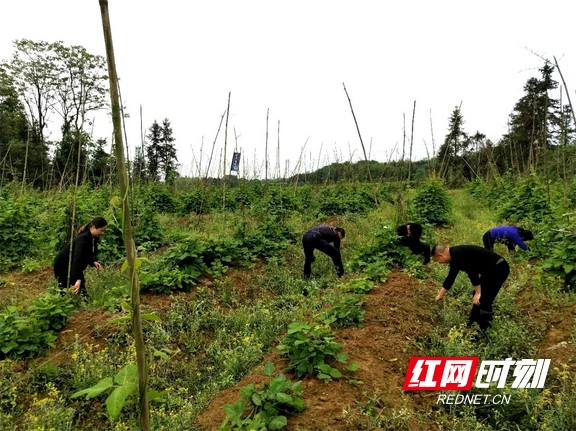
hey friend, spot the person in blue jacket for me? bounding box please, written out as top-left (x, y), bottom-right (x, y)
top-left (302, 224), bottom-right (345, 279)
top-left (482, 226), bottom-right (533, 253)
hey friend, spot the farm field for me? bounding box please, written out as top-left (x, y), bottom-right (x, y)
top-left (1, 180), bottom-right (576, 430)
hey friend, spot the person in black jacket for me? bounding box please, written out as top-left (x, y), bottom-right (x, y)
top-left (54, 217), bottom-right (108, 299)
top-left (432, 244), bottom-right (509, 336)
top-left (396, 222), bottom-right (430, 264)
top-left (302, 224), bottom-right (345, 279)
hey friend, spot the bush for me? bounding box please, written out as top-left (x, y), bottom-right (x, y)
top-left (0, 196), bottom-right (35, 271)
top-left (410, 178), bottom-right (452, 225)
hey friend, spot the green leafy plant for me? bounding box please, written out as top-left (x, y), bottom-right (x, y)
top-left (219, 361), bottom-right (306, 430)
top-left (0, 196), bottom-right (35, 271)
top-left (343, 278), bottom-right (376, 294)
top-left (71, 363), bottom-right (166, 420)
top-left (410, 178), bottom-right (452, 225)
top-left (277, 322), bottom-right (357, 379)
top-left (318, 295), bottom-right (365, 327)
top-left (350, 226), bottom-right (426, 281)
top-left (0, 293), bottom-right (74, 358)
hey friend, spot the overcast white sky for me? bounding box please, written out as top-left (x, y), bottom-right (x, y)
top-left (1, 0), bottom-right (575, 178)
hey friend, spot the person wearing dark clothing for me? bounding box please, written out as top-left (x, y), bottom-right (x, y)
top-left (482, 226), bottom-right (533, 253)
top-left (396, 223), bottom-right (430, 264)
top-left (54, 217), bottom-right (108, 299)
top-left (302, 224), bottom-right (345, 279)
top-left (432, 244), bottom-right (510, 334)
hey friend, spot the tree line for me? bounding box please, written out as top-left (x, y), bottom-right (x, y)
top-left (0, 39), bottom-right (178, 188)
top-left (1, 40), bottom-right (575, 189)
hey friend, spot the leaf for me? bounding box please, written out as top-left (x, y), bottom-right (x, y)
top-left (106, 382), bottom-right (137, 419)
top-left (114, 364), bottom-right (138, 385)
top-left (276, 392), bottom-right (293, 403)
top-left (264, 361), bottom-right (275, 376)
top-left (268, 415), bottom-right (288, 430)
top-left (251, 392), bottom-right (262, 406)
top-left (71, 377), bottom-right (114, 399)
top-left (347, 361), bottom-right (359, 371)
top-left (147, 389), bottom-right (169, 402)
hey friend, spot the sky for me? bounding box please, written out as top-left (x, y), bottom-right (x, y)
top-left (1, 0), bottom-right (575, 178)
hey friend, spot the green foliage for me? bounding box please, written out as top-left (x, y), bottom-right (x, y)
top-left (71, 363), bottom-right (166, 420)
top-left (0, 195), bottom-right (35, 271)
top-left (0, 292), bottom-right (74, 358)
top-left (219, 361), bottom-right (306, 431)
top-left (140, 217), bottom-right (296, 293)
top-left (147, 184), bottom-right (177, 213)
top-left (540, 224), bottom-right (576, 288)
top-left (343, 277), bottom-right (376, 294)
top-left (498, 176), bottom-right (551, 223)
top-left (317, 184), bottom-right (378, 216)
top-left (318, 295), bottom-right (365, 327)
top-left (277, 322), bottom-right (356, 379)
top-left (350, 226), bottom-right (426, 281)
top-left (410, 178), bottom-right (452, 225)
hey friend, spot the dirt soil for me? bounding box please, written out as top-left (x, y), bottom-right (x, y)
top-left (195, 271), bottom-right (442, 431)
top-left (4, 266), bottom-right (576, 430)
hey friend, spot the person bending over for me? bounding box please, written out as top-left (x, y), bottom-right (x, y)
top-left (432, 244), bottom-right (509, 337)
top-left (302, 224), bottom-right (345, 279)
top-left (396, 222), bottom-right (430, 264)
top-left (482, 225), bottom-right (533, 253)
top-left (54, 217), bottom-right (108, 299)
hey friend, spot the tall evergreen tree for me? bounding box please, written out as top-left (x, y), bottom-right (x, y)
top-left (503, 62), bottom-right (560, 172)
top-left (159, 118), bottom-right (178, 183)
top-left (437, 106), bottom-right (470, 183)
top-left (88, 138), bottom-right (112, 186)
top-left (132, 146), bottom-right (147, 183)
top-left (146, 121), bottom-right (162, 182)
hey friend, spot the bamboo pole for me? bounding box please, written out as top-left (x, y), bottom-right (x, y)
top-left (98, 2), bottom-right (150, 429)
top-left (222, 92), bottom-right (231, 210)
top-left (276, 120), bottom-right (281, 179)
top-left (342, 82), bottom-right (378, 204)
top-left (408, 100), bottom-right (416, 182)
top-left (265, 108), bottom-right (269, 181)
top-left (205, 110), bottom-right (226, 180)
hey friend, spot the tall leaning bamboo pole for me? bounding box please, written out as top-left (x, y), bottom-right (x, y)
top-left (265, 108), bottom-right (269, 181)
top-left (222, 92), bottom-right (231, 210)
top-left (342, 83), bottom-right (378, 203)
top-left (408, 100), bottom-right (416, 182)
top-left (98, 2), bottom-right (150, 429)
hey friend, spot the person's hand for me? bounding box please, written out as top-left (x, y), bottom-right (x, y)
top-left (93, 261), bottom-right (103, 270)
top-left (71, 281), bottom-right (81, 295)
top-left (435, 287), bottom-right (447, 302)
top-left (473, 292), bottom-right (481, 305)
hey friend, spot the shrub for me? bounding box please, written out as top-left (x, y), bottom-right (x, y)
top-left (410, 178), bottom-right (452, 225)
top-left (277, 322), bottom-right (356, 379)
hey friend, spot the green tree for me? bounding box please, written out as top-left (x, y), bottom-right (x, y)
top-left (146, 121), bottom-right (162, 182)
top-left (0, 65), bottom-right (49, 186)
top-left (160, 118), bottom-right (178, 183)
top-left (5, 39), bottom-right (109, 187)
top-left (132, 146), bottom-right (147, 183)
top-left (5, 40), bottom-right (57, 148)
top-left (88, 138), bottom-right (112, 186)
top-left (437, 106), bottom-right (472, 185)
top-left (501, 62), bottom-right (561, 172)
